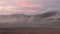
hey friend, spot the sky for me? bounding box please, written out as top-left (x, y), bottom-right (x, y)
top-left (0, 0), bottom-right (60, 15)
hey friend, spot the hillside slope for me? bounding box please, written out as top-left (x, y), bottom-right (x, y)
top-left (0, 11), bottom-right (60, 28)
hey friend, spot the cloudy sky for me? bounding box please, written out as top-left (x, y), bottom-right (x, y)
top-left (0, 0), bottom-right (60, 15)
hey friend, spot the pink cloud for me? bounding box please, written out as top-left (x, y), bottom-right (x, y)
top-left (17, 1), bottom-right (43, 7)
top-left (21, 4), bottom-right (43, 8)
top-left (12, 0), bottom-right (44, 14)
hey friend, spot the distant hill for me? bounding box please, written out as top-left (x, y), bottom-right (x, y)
top-left (0, 11), bottom-right (60, 28)
top-left (0, 11), bottom-right (56, 23)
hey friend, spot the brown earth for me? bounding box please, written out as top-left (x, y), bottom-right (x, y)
top-left (0, 27), bottom-right (60, 34)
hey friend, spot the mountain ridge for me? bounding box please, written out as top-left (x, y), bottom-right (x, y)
top-left (0, 11), bottom-right (59, 28)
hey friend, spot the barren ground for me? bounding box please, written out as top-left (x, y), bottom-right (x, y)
top-left (0, 27), bottom-right (60, 34)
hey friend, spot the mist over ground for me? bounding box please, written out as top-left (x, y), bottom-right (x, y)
top-left (0, 11), bottom-right (60, 28)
